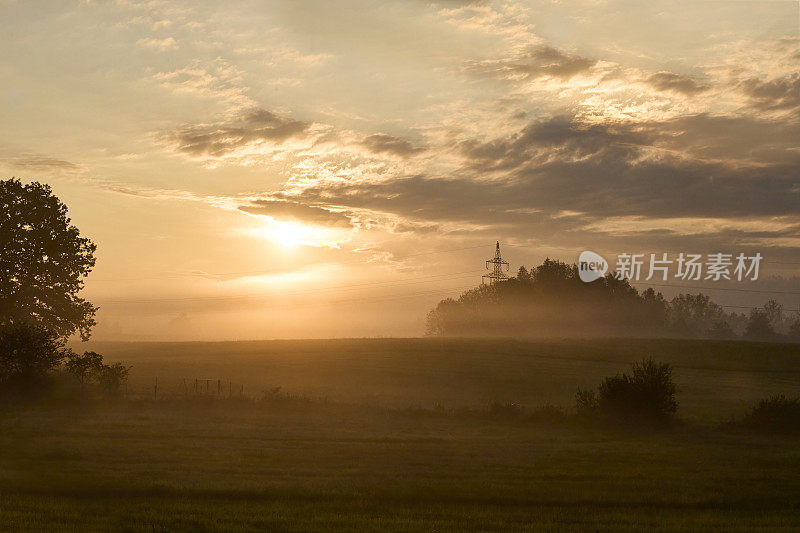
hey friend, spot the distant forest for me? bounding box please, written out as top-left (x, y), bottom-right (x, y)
top-left (426, 259), bottom-right (800, 341)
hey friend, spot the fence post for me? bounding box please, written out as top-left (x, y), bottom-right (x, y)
top-left (154, 377), bottom-right (158, 401)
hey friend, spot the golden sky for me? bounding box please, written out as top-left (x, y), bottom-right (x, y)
top-left (1, 0), bottom-right (798, 339)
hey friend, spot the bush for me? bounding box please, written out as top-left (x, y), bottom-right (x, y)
top-left (95, 362), bottom-right (131, 399)
top-left (65, 351), bottom-right (104, 393)
top-left (0, 322), bottom-right (67, 398)
top-left (744, 309), bottom-right (776, 341)
top-left (576, 358), bottom-right (677, 424)
top-left (64, 351), bottom-right (131, 399)
top-left (575, 388), bottom-right (598, 417)
top-left (744, 395), bottom-right (800, 432)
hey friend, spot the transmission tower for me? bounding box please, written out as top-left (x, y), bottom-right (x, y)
top-left (482, 241), bottom-right (510, 285)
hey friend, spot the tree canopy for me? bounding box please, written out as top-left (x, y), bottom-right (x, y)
top-left (0, 178), bottom-right (97, 340)
top-left (426, 258), bottom-right (792, 340)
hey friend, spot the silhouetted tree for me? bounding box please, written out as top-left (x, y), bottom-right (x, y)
top-left (709, 319), bottom-right (736, 340)
top-left (763, 300), bottom-right (784, 332)
top-left (668, 293), bottom-right (727, 338)
top-left (745, 308), bottom-right (776, 341)
top-left (96, 362), bottom-right (131, 399)
top-left (425, 258), bottom-right (732, 338)
top-left (0, 178), bottom-right (97, 340)
top-left (65, 350), bottom-right (104, 393)
top-left (64, 350), bottom-right (130, 399)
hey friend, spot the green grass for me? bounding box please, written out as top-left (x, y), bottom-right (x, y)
top-left (2, 337), bottom-right (800, 531)
top-left (86, 337), bottom-right (800, 420)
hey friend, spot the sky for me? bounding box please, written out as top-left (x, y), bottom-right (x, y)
top-left (1, 0), bottom-right (799, 340)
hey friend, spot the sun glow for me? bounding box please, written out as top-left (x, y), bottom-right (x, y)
top-left (245, 219), bottom-right (346, 249)
top-left (270, 220), bottom-right (314, 248)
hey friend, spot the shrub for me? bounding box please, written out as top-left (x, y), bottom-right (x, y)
top-left (65, 351), bottom-right (104, 393)
top-left (0, 322), bottom-right (67, 398)
top-left (576, 358), bottom-right (677, 424)
top-left (744, 395), bottom-right (800, 432)
top-left (745, 309), bottom-right (776, 341)
top-left (575, 388), bottom-right (598, 417)
top-left (64, 350), bottom-right (130, 399)
top-left (96, 362), bottom-right (131, 399)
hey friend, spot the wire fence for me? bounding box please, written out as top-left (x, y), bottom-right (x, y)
top-left (123, 377), bottom-right (252, 401)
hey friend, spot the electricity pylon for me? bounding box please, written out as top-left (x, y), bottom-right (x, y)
top-left (482, 241), bottom-right (509, 285)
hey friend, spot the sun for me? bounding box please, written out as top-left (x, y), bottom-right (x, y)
top-left (261, 220), bottom-right (314, 248)
top-left (246, 219), bottom-right (345, 249)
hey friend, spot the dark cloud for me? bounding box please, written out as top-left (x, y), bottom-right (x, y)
top-left (270, 115), bottom-right (800, 229)
top-left (465, 45), bottom-right (597, 81)
top-left (163, 107), bottom-right (310, 157)
top-left (646, 71), bottom-right (709, 95)
top-left (638, 114), bottom-right (800, 164)
top-left (741, 73), bottom-right (800, 111)
top-left (459, 116), bottom-right (649, 171)
top-left (238, 199), bottom-right (353, 227)
top-left (1, 155), bottom-right (81, 171)
top-left (163, 108), bottom-right (426, 162)
top-left (361, 133), bottom-right (425, 157)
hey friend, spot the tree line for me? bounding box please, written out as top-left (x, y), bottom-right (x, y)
top-left (426, 259), bottom-right (800, 341)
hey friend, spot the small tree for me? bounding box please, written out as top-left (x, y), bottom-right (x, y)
top-left (668, 293), bottom-right (728, 337)
top-left (745, 308), bottom-right (775, 341)
top-left (709, 319), bottom-right (735, 340)
top-left (575, 388), bottom-right (598, 417)
top-left (763, 300), bottom-right (784, 331)
top-left (64, 350), bottom-right (131, 399)
top-left (65, 351), bottom-right (104, 393)
top-left (96, 362), bottom-right (131, 399)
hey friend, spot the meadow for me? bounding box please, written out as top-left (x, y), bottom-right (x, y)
top-left (2, 338), bottom-right (800, 531)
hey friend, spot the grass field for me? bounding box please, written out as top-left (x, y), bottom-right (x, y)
top-left (88, 337), bottom-right (800, 420)
top-left (2, 338), bottom-right (800, 531)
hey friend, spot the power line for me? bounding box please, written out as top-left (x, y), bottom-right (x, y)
top-left (88, 244), bottom-right (493, 282)
top-left (632, 281), bottom-right (800, 296)
top-left (86, 241), bottom-right (800, 312)
top-left (96, 283), bottom-right (479, 309)
top-left (503, 243), bottom-right (800, 266)
top-left (720, 304), bottom-right (800, 312)
top-left (93, 270), bottom-right (485, 305)
top-left (88, 242), bottom-right (800, 284)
